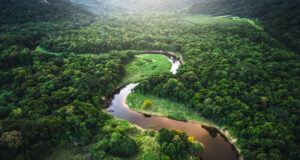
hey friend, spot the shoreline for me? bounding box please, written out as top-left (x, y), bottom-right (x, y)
top-left (134, 50), bottom-right (185, 64)
top-left (104, 52), bottom-right (242, 160)
top-left (104, 82), bottom-right (243, 160)
top-left (125, 96), bottom-right (242, 160)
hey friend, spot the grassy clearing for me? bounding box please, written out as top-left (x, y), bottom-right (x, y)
top-left (184, 14), bottom-right (246, 26)
top-left (45, 118), bottom-right (160, 160)
top-left (127, 92), bottom-right (215, 125)
top-left (121, 54), bottom-right (171, 85)
top-left (231, 16), bottom-right (264, 30)
top-left (184, 15), bottom-right (263, 30)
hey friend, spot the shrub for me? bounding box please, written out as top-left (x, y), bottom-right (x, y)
top-left (187, 136), bottom-right (194, 143)
top-left (91, 131), bottom-right (138, 158)
top-left (90, 149), bottom-right (107, 160)
top-left (142, 100), bottom-right (152, 109)
top-left (157, 128), bottom-right (203, 159)
top-left (188, 141), bottom-right (204, 156)
top-left (161, 154), bottom-right (171, 160)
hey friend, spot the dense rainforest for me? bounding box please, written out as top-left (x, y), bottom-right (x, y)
top-left (0, 0), bottom-right (299, 160)
top-left (0, 0), bottom-right (135, 159)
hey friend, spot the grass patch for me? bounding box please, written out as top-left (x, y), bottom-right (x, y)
top-left (127, 92), bottom-right (214, 125)
top-left (184, 14), bottom-right (246, 26)
top-left (231, 16), bottom-right (263, 30)
top-left (121, 54), bottom-right (171, 85)
top-left (184, 15), bottom-right (263, 30)
top-left (167, 115), bottom-right (187, 122)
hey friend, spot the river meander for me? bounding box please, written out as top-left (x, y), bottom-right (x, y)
top-left (106, 54), bottom-right (239, 160)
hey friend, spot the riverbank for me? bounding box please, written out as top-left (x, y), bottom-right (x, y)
top-left (113, 52), bottom-right (241, 159)
top-left (135, 50), bottom-right (185, 64)
top-left (126, 92), bottom-right (242, 159)
top-left (127, 92), bottom-right (215, 125)
top-left (107, 83), bottom-right (240, 160)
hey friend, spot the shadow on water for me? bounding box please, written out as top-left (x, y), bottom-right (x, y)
top-left (143, 114), bottom-right (152, 118)
top-left (166, 55), bottom-right (181, 74)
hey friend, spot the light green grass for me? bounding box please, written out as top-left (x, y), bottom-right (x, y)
top-left (184, 14), bottom-right (246, 26)
top-left (121, 54), bottom-right (172, 85)
top-left (127, 92), bottom-right (215, 125)
top-left (231, 16), bottom-right (263, 30)
top-left (184, 15), bottom-right (263, 30)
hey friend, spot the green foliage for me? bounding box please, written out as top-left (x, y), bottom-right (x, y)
top-left (161, 154), bottom-right (171, 160)
top-left (91, 131), bottom-right (138, 158)
top-left (130, 13), bottom-right (300, 160)
top-left (39, 14), bottom-right (190, 54)
top-left (157, 128), bottom-right (203, 160)
top-left (0, 45), bottom-right (133, 158)
top-left (189, 0), bottom-right (300, 53)
top-left (189, 141), bottom-right (204, 156)
top-left (0, 0), bottom-right (94, 25)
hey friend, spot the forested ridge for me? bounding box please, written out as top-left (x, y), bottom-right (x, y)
top-left (0, 0), bottom-right (299, 160)
top-left (0, 0), bottom-right (94, 24)
top-left (0, 0), bottom-right (95, 51)
top-left (189, 0), bottom-right (300, 53)
top-left (39, 13), bottom-right (191, 54)
top-left (71, 0), bottom-right (207, 13)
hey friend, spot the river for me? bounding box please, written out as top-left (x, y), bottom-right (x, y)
top-left (106, 55), bottom-right (239, 160)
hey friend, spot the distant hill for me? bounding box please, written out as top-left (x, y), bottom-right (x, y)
top-left (0, 0), bottom-right (96, 52)
top-left (189, 0), bottom-right (300, 53)
top-left (71, 0), bottom-right (210, 13)
top-left (70, 0), bottom-right (119, 14)
top-left (0, 0), bottom-right (94, 24)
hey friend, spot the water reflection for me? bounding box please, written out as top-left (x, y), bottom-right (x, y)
top-left (166, 55), bottom-right (180, 74)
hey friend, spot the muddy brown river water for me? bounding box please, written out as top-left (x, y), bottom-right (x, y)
top-left (106, 55), bottom-right (239, 160)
